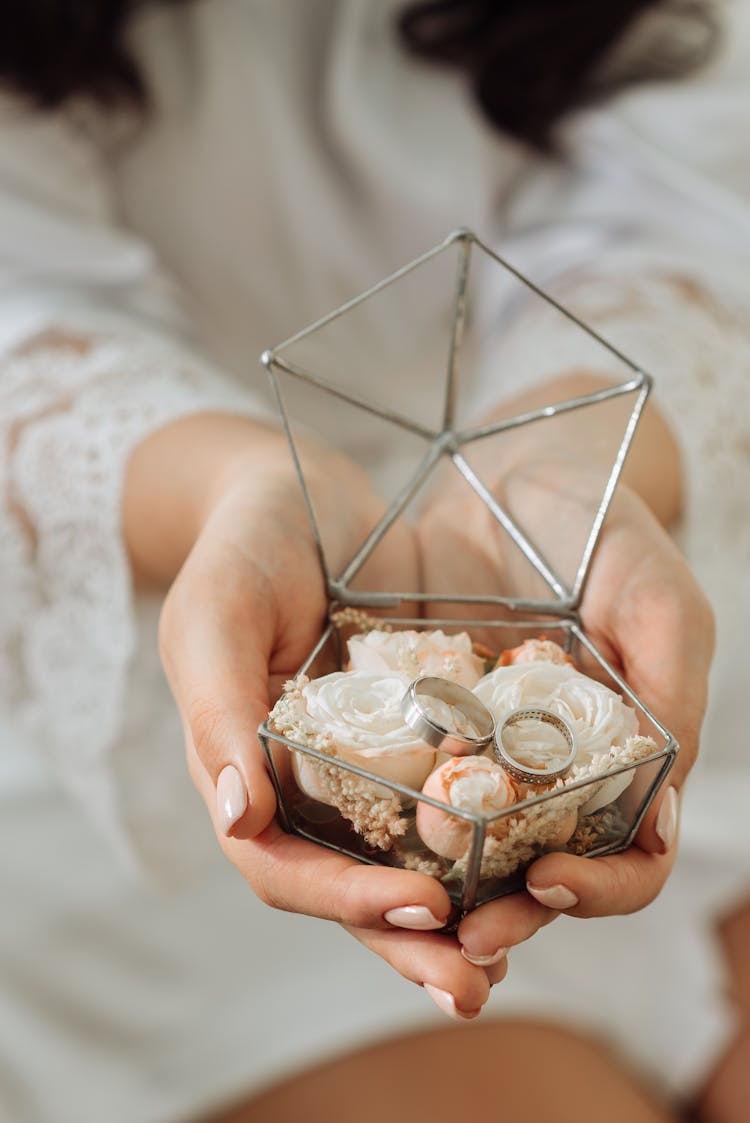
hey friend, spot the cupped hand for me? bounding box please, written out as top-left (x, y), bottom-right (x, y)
top-left (520, 484), bottom-right (713, 917)
top-left (159, 439), bottom-right (498, 1012)
top-left (158, 403), bottom-right (713, 1016)
top-left (418, 453), bottom-right (714, 963)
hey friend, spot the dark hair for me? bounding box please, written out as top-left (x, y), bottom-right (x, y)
top-left (0, 0), bottom-right (718, 147)
top-left (0, 1), bottom-right (148, 109)
top-left (399, 0), bottom-right (718, 148)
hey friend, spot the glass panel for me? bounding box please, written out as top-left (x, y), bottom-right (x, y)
top-left (271, 236), bottom-right (464, 436)
top-left (260, 616), bottom-right (675, 912)
top-left (264, 231), bottom-right (652, 610)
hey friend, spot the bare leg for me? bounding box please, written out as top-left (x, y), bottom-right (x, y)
top-left (691, 896), bottom-right (750, 1123)
top-left (206, 1019), bottom-right (676, 1123)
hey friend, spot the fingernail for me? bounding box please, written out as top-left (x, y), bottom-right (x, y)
top-left (460, 945), bottom-right (509, 967)
top-left (216, 765), bottom-right (248, 835)
top-left (526, 883), bottom-right (579, 910)
top-left (655, 786), bottom-right (678, 853)
top-left (384, 906), bottom-right (445, 931)
top-left (423, 984), bottom-right (482, 1021)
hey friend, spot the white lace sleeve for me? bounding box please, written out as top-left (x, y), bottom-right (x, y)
top-left (0, 327), bottom-right (263, 876)
top-left (0, 98), bottom-right (279, 878)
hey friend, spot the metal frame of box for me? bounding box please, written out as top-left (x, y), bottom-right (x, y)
top-left (257, 229), bottom-right (678, 913)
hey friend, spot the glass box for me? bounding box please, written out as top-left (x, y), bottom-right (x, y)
top-left (257, 229), bottom-right (678, 916)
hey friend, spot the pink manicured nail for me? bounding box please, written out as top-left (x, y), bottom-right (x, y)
top-left (216, 765), bottom-right (248, 835)
top-left (526, 883), bottom-right (579, 909)
top-left (655, 786), bottom-right (678, 853)
top-left (460, 945), bottom-right (509, 967)
top-left (424, 984), bottom-right (482, 1021)
top-left (384, 906), bottom-right (445, 930)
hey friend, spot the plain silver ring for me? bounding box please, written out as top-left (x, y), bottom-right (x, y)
top-left (494, 707), bottom-right (577, 785)
top-left (401, 676), bottom-right (495, 753)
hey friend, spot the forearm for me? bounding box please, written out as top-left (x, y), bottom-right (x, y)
top-left (123, 413), bottom-right (298, 587)
top-left (474, 371), bottom-right (683, 528)
top-left (123, 410), bottom-right (389, 590)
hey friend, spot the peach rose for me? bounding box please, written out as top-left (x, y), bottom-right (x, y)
top-left (417, 756), bottom-right (519, 859)
top-left (347, 629), bottom-right (484, 688)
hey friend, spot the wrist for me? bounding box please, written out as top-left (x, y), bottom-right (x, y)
top-left (458, 371), bottom-right (681, 527)
top-left (124, 412), bottom-right (293, 587)
top-left (125, 411), bottom-right (383, 589)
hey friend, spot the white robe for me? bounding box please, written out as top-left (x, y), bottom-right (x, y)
top-left (1, 2), bottom-right (749, 1120)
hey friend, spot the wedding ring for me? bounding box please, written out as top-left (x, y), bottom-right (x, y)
top-left (494, 707), bottom-right (577, 784)
top-left (401, 676), bottom-right (495, 754)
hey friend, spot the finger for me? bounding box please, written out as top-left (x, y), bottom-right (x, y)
top-left (456, 890), bottom-right (560, 965)
top-left (579, 502), bottom-right (713, 856)
top-left (183, 709), bottom-right (277, 841)
top-left (345, 926), bottom-right (491, 1020)
top-left (179, 645), bottom-right (278, 840)
top-left (636, 781), bottom-right (680, 858)
top-left (162, 551), bottom-right (303, 840)
top-left (190, 742), bottom-right (457, 928)
top-left (619, 592), bottom-right (696, 853)
top-left (484, 956), bottom-right (510, 987)
top-left (619, 584), bottom-right (707, 855)
top-left (524, 842), bottom-right (677, 920)
top-left (228, 832), bottom-right (455, 930)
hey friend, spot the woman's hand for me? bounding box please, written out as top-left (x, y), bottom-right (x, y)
top-left (417, 409), bottom-right (714, 964)
top-left (518, 484), bottom-right (714, 909)
top-left (145, 414), bottom-right (498, 1012)
top-left (137, 384), bottom-right (713, 1016)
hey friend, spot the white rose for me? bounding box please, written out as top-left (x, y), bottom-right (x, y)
top-left (347, 629), bottom-right (484, 688)
top-left (474, 662), bottom-right (639, 767)
top-left (296, 670), bottom-right (437, 790)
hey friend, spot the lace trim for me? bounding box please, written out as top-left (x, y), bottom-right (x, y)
top-left (0, 328), bottom-right (258, 863)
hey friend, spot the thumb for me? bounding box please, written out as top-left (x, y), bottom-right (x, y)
top-left (160, 574), bottom-right (279, 841)
top-left (182, 678), bottom-right (278, 841)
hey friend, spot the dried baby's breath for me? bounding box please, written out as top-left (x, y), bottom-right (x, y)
top-left (268, 676), bottom-right (407, 849)
top-left (330, 608), bottom-right (391, 635)
top-left (268, 637), bottom-right (661, 878)
top-left (397, 850), bottom-right (449, 878)
top-left (451, 733), bottom-right (657, 880)
top-left (569, 804), bottom-right (629, 855)
top-left (292, 753), bottom-right (406, 849)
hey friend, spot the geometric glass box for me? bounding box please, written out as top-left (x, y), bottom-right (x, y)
top-left (258, 229), bottom-right (678, 917)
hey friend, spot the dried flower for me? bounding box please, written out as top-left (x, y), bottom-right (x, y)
top-left (417, 755), bottom-right (519, 859)
top-left (347, 629), bottom-right (485, 688)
